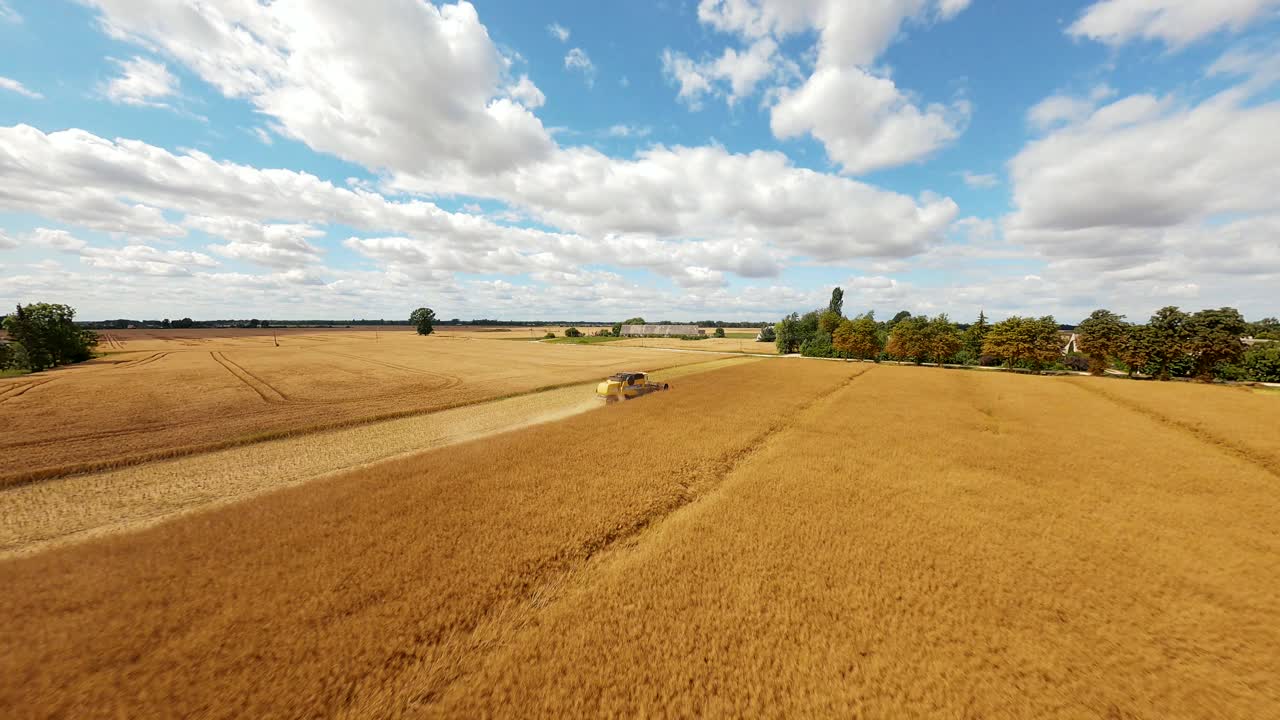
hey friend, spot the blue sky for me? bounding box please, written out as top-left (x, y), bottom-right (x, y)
top-left (1, 0), bottom-right (1278, 322)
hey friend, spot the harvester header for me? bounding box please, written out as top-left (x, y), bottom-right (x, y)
top-left (596, 371), bottom-right (670, 403)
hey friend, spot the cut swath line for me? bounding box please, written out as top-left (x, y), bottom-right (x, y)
top-left (210, 352), bottom-right (288, 404)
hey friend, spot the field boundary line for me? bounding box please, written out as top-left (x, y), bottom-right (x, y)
top-left (0, 356), bottom-right (749, 490)
top-left (393, 365), bottom-right (873, 713)
top-left (1067, 380), bottom-right (1279, 479)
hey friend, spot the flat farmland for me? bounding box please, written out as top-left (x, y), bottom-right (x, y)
top-left (0, 328), bottom-right (713, 485)
top-left (3, 361), bottom-right (1277, 718)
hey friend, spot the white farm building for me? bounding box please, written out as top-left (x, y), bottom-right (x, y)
top-left (619, 324), bottom-right (704, 338)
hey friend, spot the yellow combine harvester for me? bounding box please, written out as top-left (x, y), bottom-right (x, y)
top-left (596, 371), bottom-right (670, 403)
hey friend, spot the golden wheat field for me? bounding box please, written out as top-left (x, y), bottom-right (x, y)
top-left (2, 359), bottom-right (1278, 718)
top-left (611, 336), bottom-right (780, 354)
top-left (0, 327), bottom-right (715, 486)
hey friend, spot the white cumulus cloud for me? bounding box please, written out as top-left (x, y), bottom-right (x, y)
top-left (1006, 83), bottom-right (1280, 289)
top-left (505, 74), bottom-right (546, 109)
top-left (1069, 0), bottom-right (1280, 48)
top-left (960, 172), bottom-right (998, 189)
top-left (81, 244), bottom-right (219, 276)
top-left (684, 0), bottom-right (972, 174)
top-left (564, 47), bottom-right (595, 87)
top-left (81, 0), bottom-right (554, 176)
top-left (100, 56), bottom-right (179, 107)
top-left (547, 22), bottom-right (570, 42)
top-left (0, 76), bottom-right (42, 99)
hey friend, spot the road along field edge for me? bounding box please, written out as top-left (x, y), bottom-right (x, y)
top-left (0, 357), bottom-right (757, 559)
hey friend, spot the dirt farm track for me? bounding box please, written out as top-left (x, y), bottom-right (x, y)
top-left (2, 328), bottom-right (1279, 718)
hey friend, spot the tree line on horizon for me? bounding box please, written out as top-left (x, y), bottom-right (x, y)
top-left (769, 288), bottom-right (1280, 383)
top-left (5, 298), bottom-right (1278, 383)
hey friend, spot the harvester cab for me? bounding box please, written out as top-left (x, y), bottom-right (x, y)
top-left (596, 371), bottom-right (670, 403)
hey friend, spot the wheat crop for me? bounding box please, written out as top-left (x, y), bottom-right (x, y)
top-left (0, 328), bottom-right (713, 485)
top-left (2, 361), bottom-right (1276, 718)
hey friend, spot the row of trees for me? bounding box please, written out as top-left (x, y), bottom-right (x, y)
top-left (1076, 307), bottom-right (1279, 382)
top-left (770, 289), bottom-right (1279, 382)
top-left (1, 304), bottom-right (99, 373)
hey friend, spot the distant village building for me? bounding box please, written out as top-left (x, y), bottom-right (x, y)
top-left (1061, 332), bottom-right (1082, 355)
top-left (620, 324), bottom-right (704, 338)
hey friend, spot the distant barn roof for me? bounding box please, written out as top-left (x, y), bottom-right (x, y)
top-left (620, 324), bottom-right (703, 337)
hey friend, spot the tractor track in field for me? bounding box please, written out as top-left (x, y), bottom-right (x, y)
top-left (210, 351), bottom-right (290, 404)
top-left (0, 378), bottom-right (56, 406)
top-left (316, 350), bottom-right (462, 389)
top-left (117, 351), bottom-right (170, 370)
top-left (1068, 380), bottom-right (1280, 480)
top-left (0, 422), bottom-right (208, 451)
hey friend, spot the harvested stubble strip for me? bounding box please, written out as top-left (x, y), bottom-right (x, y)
top-left (432, 364), bottom-right (1280, 718)
top-left (0, 359), bottom-right (858, 719)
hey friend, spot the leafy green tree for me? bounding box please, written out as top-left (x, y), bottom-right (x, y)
top-left (1117, 324), bottom-right (1154, 378)
top-left (1237, 343), bottom-right (1280, 382)
top-left (611, 321), bottom-right (622, 336)
top-left (797, 310), bottom-right (821, 340)
top-left (832, 313), bottom-right (882, 361)
top-left (818, 309), bottom-right (842, 335)
top-left (961, 310), bottom-right (989, 358)
top-left (0, 341), bottom-right (30, 371)
top-left (1186, 307), bottom-right (1246, 381)
top-left (1076, 309), bottom-right (1127, 375)
top-left (622, 317), bottom-right (646, 325)
top-left (3, 303), bottom-right (98, 372)
top-left (1247, 317), bottom-right (1280, 340)
top-left (800, 331), bottom-right (835, 358)
top-left (564, 326), bottom-right (583, 338)
top-left (886, 310), bottom-right (912, 330)
top-left (172, 317), bottom-right (195, 329)
top-left (1147, 306), bottom-right (1191, 380)
top-left (774, 313), bottom-right (801, 354)
top-left (409, 307), bottom-right (437, 336)
top-left (757, 324), bottom-right (776, 343)
top-left (982, 316), bottom-right (1063, 372)
top-left (713, 326), bottom-right (725, 338)
top-left (925, 314), bottom-right (962, 365)
top-left (886, 315), bottom-right (930, 364)
top-left (827, 287), bottom-right (844, 316)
